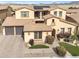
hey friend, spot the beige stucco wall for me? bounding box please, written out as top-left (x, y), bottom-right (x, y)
top-left (3, 27), bottom-right (5, 35)
top-left (50, 9), bottom-right (66, 20)
top-left (24, 31), bottom-right (52, 43)
top-left (46, 17), bottom-right (76, 35)
top-left (15, 8), bottom-right (34, 19)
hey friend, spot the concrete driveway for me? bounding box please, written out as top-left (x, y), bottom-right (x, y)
top-left (0, 35), bottom-right (26, 57)
top-left (0, 35), bottom-right (58, 58)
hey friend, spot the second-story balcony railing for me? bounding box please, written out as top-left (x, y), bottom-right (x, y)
top-left (35, 17), bottom-right (44, 21)
top-left (34, 19), bottom-right (44, 21)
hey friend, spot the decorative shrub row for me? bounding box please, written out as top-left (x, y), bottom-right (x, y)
top-left (57, 32), bottom-right (71, 39)
top-left (29, 44), bottom-right (49, 49)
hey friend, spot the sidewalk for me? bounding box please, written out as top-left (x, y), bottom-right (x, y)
top-left (24, 48), bottom-right (58, 57)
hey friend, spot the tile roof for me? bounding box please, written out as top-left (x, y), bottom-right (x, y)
top-left (43, 14), bottom-right (78, 26)
top-left (2, 16), bottom-right (34, 26)
top-left (10, 5), bottom-right (66, 11)
top-left (68, 13), bottom-right (79, 25)
top-left (66, 16), bottom-right (77, 24)
top-left (2, 16), bottom-right (52, 31)
top-left (43, 14), bottom-right (61, 20)
top-left (24, 24), bottom-right (52, 31)
top-left (67, 9), bottom-right (79, 13)
top-left (0, 5), bottom-right (8, 10)
top-left (49, 5), bottom-right (66, 11)
top-left (10, 5), bottom-right (34, 11)
top-left (15, 7), bottom-right (34, 11)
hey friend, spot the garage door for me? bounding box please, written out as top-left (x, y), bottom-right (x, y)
top-left (16, 26), bottom-right (23, 35)
top-left (5, 26), bottom-right (14, 35)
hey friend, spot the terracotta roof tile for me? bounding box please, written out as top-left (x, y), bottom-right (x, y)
top-left (24, 24), bottom-right (52, 31)
top-left (2, 16), bottom-right (52, 31)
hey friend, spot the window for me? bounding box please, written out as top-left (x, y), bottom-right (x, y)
top-left (51, 19), bottom-right (55, 25)
top-left (68, 28), bottom-right (72, 34)
top-left (52, 19), bottom-right (54, 23)
top-left (21, 11), bottom-right (29, 17)
top-left (59, 11), bottom-right (62, 17)
top-left (54, 11), bottom-right (57, 16)
top-left (61, 28), bottom-right (65, 34)
top-left (34, 31), bottom-right (42, 39)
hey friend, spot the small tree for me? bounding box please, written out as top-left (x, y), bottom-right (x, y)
top-left (53, 46), bottom-right (66, 57)
top-left (71, 34), bottom-right (78, 46)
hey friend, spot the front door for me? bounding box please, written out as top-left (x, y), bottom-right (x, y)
top-left (52, 29), bottom-right (56, 37)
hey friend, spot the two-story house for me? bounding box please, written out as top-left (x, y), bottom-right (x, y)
top-left (2, 5), bottom-right (78, 44)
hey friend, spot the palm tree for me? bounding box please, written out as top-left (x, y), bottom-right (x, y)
top-left (71, 26), bottom-right (78, 46)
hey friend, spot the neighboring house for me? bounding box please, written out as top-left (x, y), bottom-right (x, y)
top-left (0, 5), bottom-right (13, 33)
top-left (2, 5), bottom-right (78, 44)
top-left (0, 5), bottom-right (13, 24)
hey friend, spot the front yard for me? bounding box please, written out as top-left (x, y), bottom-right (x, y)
top-left (59, 42), bottom-right (79, 56)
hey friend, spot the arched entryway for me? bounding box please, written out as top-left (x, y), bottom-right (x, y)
top-left (52, 29), bottom-right (56, 37)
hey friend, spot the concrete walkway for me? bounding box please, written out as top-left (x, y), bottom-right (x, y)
top-left (50, 36), bottom-right (72, 57)
top-left (23, 36), bottom-right (59, 57)
top-left (51, 36), bottom-right (59, 48)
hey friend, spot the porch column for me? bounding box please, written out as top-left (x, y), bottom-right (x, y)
top-left (14, 27), bottom-right (16, 35)
top-left (40, 11), bottom-right (42, 19)
top-left (3, 27), bottom-right (5, 35)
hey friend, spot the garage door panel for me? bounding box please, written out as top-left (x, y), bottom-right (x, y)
top-left (5, 27), bottom-right (14, 35)
top-left (16, 26), bottom-right (23, 35)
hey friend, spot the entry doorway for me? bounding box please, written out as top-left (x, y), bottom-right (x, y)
top-left (52, 29), bottom-right (56, 37)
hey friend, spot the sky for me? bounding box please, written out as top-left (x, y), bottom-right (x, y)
top-left (0, 0), bottom-right (78, 1)
top-left (0, 0), bottom-right (78, 4)
top-left (0, 1), bottom-right (70, 4)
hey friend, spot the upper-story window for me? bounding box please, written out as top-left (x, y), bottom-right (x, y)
top-left (54, 11), bottom-right (57, 16)
top-left (51, 19), bottom-right (55, 26)
top-left (52, 19), bottom-right (54, 23)
top-left (21, 11), bottom-right (29, 17)
top-left (59, 11), bottom-right (62, 17)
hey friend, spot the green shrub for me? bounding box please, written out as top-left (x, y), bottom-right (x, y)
top-left (64, 38), bottom-right (70, 42)
top-left (29, 45), bottom-right (49, 49)
top-left (53, 46), bottom-right (66, 57)
top-left (29, 39), bottom-right (34, 46)
top-left (71, 35), bottom-right (78, 41)
top-left (57, 32), bottom-right (71, 39)
top-left (45, 35), bottom-right (54, 44)
top-left (77, 34), bottom-right (79, 40)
